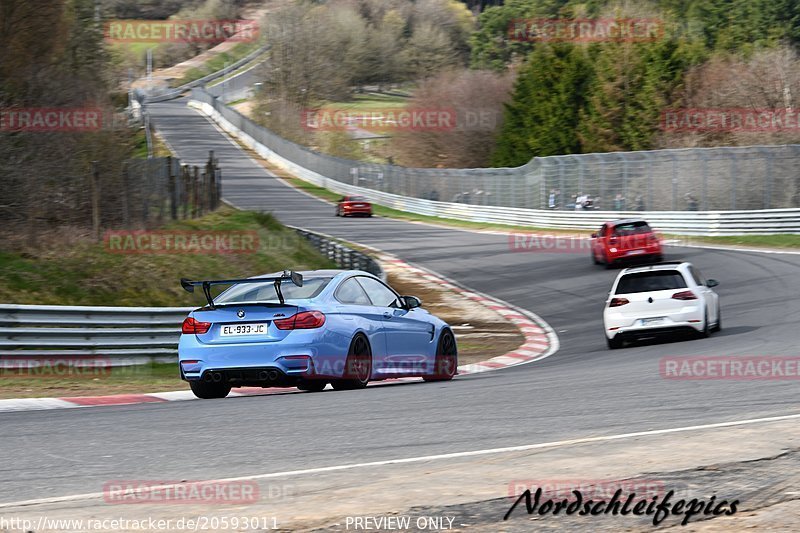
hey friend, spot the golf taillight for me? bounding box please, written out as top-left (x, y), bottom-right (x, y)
top-left (182, 317), bottom-right (211, 334)
top-left (274, 311), bottom-right (326, 330)
top-left (609, 298), bottom-right (629, 307)
top-left (671, 290), bottom-right (698, 300)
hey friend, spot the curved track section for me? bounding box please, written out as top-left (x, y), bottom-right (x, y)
top-left (1, 99), bottom-right (798, 504)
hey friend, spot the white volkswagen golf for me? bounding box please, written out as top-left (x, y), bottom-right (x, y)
top-left (603, 262), bottom-right (720, 349)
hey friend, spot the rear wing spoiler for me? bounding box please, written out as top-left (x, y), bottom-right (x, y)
top-left (180, 271), bottom-right (303, 308)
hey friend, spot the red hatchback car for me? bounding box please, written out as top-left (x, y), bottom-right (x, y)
top-left (591, 219), bottom-right (663, 268)
top-left (335, 195), bottom-right (372, 217)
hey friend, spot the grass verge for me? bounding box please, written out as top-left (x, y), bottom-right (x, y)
top-left (0, 206), bottom-right (336, 306)
top-left (0, 363), bottom-right (183, 399)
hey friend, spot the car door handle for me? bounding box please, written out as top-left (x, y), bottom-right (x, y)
top-left (383, 312), bottom-right (392, 319)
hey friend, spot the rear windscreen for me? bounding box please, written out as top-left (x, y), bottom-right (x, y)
top-left (613, 221), bottom-right (652, 235)
top-left (215, 277), bottom-right (332, 303)
top-left (615, 271), bottom-right (687, 294)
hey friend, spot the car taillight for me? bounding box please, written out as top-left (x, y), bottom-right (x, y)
top-left (609, 297), bottom-right (629, 307)
top-left (274, 311), bottom-right (326, 330)
top-left (182, 317), bottom-right (211, 334)
top-left (672, 290), bottom-right (698, 300)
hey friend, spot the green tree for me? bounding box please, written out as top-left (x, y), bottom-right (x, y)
top-left (491, 43), bottom-right (591, 166)
top-left (469, 0), bottom-right (572, 70)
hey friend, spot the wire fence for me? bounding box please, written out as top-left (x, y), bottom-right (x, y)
top-left (119, 153), bottom-right (222, 232)
top-left (0, 153), bottom-right (223, 243)
top-left (192, 88), bottom-right (800, 212)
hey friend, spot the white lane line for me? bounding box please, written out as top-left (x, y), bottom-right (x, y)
top-left (3, 411), bottom-right (797, 509)
top-left (667, 242), bottom-right (800, 256)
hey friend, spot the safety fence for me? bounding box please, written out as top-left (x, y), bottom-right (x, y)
top-left (107, 153), bottom-right (222, 232)
top-left (190, 87), bottom-right (800, 212)
top-left (188, 90), bottom-right (800, 235)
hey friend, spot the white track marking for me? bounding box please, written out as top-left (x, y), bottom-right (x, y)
top-left (0, 398), bottom-right (78, 412)
top-left (2, 411), bottom-right (798, 509)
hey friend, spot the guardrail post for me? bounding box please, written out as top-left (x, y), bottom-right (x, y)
top-left (182, 165), bottom-right (190, 219)
top-left (168, 159), bottom-right (177, 220)
top-left (206, 151), bottom-right (216, 209)
top-left (193, 167), bottom-right (200, 218)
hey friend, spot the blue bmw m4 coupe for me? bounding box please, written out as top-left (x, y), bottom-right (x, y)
top-left (178, 270), bottom-right (458, 398)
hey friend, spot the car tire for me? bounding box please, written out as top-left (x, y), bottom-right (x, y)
top-left (607, 336), bottom-right (623, 349)
top-left (189, 380), bottom-right (231, 399)
top-left (604, 255), bottom-right (614, 269)
top-left (424, 328), bottom-right (458, 382)
top-left (297, 379), bottom-right (327, 392)
top-left (332, 334), bottom-right (372, 390)
top-left (592, 250), bottom-right (601, 265)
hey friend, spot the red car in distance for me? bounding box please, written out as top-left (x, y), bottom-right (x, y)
top-left (591, 219), bottom-right (663, 268)
top-left (335, 195), bottom-right (373, 217)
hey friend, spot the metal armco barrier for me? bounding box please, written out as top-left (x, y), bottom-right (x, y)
top-left (188, 94), bottom-right (800, 236)
top-left (291, 226), bottom-right (386, 281)
top-left (0, 229), bottom-right (385, 362)
top-left (0, 305), bottom-right (192, 366)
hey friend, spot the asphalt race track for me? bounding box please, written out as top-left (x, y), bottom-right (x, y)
top-left (1, 98), bottom-right (798, 506)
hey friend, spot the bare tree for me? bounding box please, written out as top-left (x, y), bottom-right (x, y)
top-left (389, 69), bottom-right (514, 168)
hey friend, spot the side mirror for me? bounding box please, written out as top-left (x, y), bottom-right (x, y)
top-left (591, 233), bottom-right (598, 238)
top-left (706, 279), bottom-right (719, 288)
top-left (402, 295), bottom-right (422, 309)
